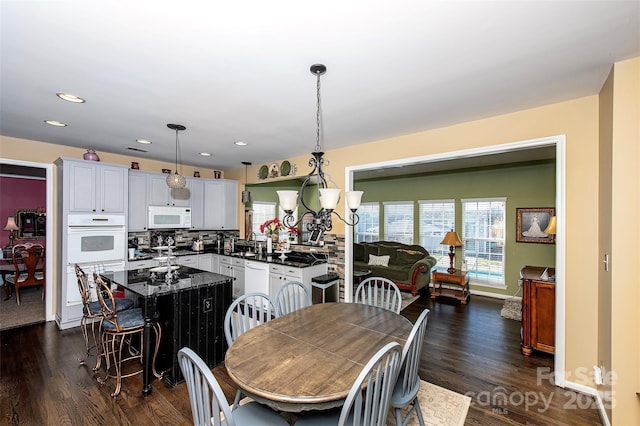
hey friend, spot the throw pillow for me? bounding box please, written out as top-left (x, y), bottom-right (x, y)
top-left (368, 254), bottom-right (390, 267)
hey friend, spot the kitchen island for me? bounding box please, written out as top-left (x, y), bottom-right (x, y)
top-left (100, 266), bottom-right (232, 394)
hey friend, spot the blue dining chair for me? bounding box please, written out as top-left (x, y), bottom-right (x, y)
top-left (274, 280), bottom-right (311, 316)
top-left (295, 341), bottom-right (403, 426)
top-left (178, 347), bottom-right (289, 426)
top-left (390, 308), bottom-right (430, 426)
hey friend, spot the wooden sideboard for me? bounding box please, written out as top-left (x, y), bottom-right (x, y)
top-left (520, 265), bottom-right (555, 356)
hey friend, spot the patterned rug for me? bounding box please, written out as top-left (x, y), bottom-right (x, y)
top-left (500, 297), bottom-right (522, 321)
top-left (388, 381), bottom-right (471, 426)
top-left (0, 286), bottom-right (45, 331)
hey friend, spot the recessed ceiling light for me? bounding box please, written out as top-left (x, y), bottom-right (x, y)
top-left (56, 92), bottom-right (85, 103)
top-left (234, 141), bottom-right (248, 146)
top-left (136, 139), bottom-right (152, 144)
top-left (199, 152), bottom-right (212, 157)
top-left (44, 120), bottom-right (67, 127)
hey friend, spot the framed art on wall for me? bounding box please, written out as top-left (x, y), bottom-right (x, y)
top-left (516, 207), bottom-right (555, 244)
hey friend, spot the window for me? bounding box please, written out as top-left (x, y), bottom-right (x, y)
top-left (461, 198), bottom-right (506, 286)
top-left (384, 202), bottom-right (413, 244)
top-left (418, 200), bottom-right (455, 268)
top-left (251, 202), bottom-right (276, 237)
top-left (354, 203), bottom-right (380, 242)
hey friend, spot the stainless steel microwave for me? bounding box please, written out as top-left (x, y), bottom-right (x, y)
top-left (148, 206), bottom-right (192, 229)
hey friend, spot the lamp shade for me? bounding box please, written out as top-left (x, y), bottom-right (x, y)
top-left (4, 217), bottom-right (18, 231)
top-left (318, 188), bottom-right (341, 210)
top-left (277, 190), bottom-right (299, 212)
top-left (345, 191), bottom-right (363, 211)
top-left (544, 216), bottom-right (557, 235)
top-left (440, 231), bottom-right (463, 246)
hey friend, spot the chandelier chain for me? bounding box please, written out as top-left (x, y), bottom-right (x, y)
top-left (315, 70), bottom-right (322, 153)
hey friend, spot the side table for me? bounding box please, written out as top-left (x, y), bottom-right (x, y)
top-left (431, 269), bottom-right (470, 304)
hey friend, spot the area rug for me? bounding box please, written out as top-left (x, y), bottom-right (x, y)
top-left (500, 297), bottom-right (522, 321)
top-left (387, 381), bottom-right (471, 426)
top-left (401, 292), bottom-right (420, 311)
top-left (0, 286), bottom-right (45, 331)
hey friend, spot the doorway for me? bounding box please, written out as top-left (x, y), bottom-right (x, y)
top-left (0, 159), bottom-right (54, 330)
top-left (344, 135), bottom-right (566, 387)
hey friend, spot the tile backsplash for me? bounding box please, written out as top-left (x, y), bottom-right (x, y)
top-left (128, 229), bottom-right (239, 249)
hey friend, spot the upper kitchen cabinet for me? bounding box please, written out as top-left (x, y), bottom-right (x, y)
top-left (148, 173), bottom-right (191, 207)
top-left (128, 170), bottom-right (148, 231)
top-left (189, 177), bottom-right (205, 230)
top-left (56, 158), bottom-right (128, 214)
top-left (204, 180), bottom-right (238, 229)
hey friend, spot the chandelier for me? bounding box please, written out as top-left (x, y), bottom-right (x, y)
top-left (277, 64), bottom-right (363, 239)
top-left (166, 123), bottom-right (187, 189)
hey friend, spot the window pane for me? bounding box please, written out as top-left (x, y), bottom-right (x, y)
top-left (384, 202), bottom-right (413, 244)
top-left (251, 202), bottom-right (276, 237)
top-left (354, 203), bottom-right (379, 243)
top-left (462, 199), bottom-right (506, 285)
top-left (418, 200), bottom-right (455, 268)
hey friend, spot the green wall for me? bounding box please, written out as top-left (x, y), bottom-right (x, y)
top-left (356, 161), bottom-right (556, 296)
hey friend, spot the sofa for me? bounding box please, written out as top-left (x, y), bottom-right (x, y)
top-left (353, 241), bottom-right (437, 296)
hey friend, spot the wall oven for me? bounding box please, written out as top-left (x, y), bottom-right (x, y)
top-left (67, 214), bottom-right (127, 264)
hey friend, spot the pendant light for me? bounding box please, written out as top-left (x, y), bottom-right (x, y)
top-left (166, 123), bottom-right (186, 189)
top-left (241, 161), bottom-right (252, 204)
top-left (277, 64), bottom-right (363, 239)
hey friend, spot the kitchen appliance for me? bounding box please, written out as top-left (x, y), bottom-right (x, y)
top-left (244, 260), bottom-right (270, 307)
top-left (148, 205), bottom-right (192, 229)
top-left (192, 239), bottom-right (204, 251)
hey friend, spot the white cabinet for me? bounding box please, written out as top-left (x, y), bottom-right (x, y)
top-left (65, 160), bottom-right (127, 214)
top-left (148, 173), bottom-right (190, 207)
top-left (197, 253), bottom-right (219, 273)
top-left (204, 180), bottom-right (238, 230)
top-left (127, 258), bottom-right (156, 270)
top-left (128, 170), bottom-right (148, 231)
top-left (220, 256), bottom-right (245, 299)
top-left (176, 254), bottom-right (198, 268)
top-left (189, 178), bottom-right (205, 230)
top-left (268, 263), bottom-right (328, 301)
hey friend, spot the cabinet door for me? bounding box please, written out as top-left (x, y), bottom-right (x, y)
top-left (176, 255), bottom-right (198, 268)
top-left (68, 162), bottom-right (97, 212)
top-left (532, 281), bottom-right (555, 353)
top-left (148, 174), bottom-right (171, 206)
top-left (269, 272), bottom-right (285, 300)
top-left (128, 171), bottom-right (148, 231)
top-left (231, 263), bottom-right (245, 299)
top-left (170, 181), bottom-right (191, 207)
top-left (204, 181), bottom-right (224, 229)
top-left (99, 165), bottom-right (126, 213)
top-left (222, 180), bottom-right (238, 229)
top-left (189, 178), bottom-right (205, 229)
top-left (197, 253), bottom-right (214, 272)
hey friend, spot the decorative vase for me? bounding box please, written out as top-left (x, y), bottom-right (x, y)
top-left (83, 149), bottom-right (100, 161)
top-left (267, 239), bottom-right (273, 254)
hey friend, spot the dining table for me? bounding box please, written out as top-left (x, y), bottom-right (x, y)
top-left (224, 302), bottom-right (413, 413)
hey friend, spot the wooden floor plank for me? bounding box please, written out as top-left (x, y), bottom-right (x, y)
top-left (0, 294), bottom-right (602, 425)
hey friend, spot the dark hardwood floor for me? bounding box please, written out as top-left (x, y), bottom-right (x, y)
top-left (0, 295), bottom-right (602, 425)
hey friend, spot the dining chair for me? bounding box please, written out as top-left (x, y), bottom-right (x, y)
top-left (390, 308), bottom-right (430, 426)
top-left (295, 341), bottom-right (403, 426)
top-left (93, 273), bottom-right (161, 397)
top-left (224, 292), bottom-right (277, 409)
top-left (74, 264), bottom-right (134, 370)
top-left (6, 242), bottom-right (45, 305)
top-left (354, 276), bottom-right (403, 314)
top-left (177, 347), bottom-right (289, 426)
top-left (274, 280), bottom-right (311, 316)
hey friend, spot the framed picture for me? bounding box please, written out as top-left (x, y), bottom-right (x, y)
top-left (516, 207), bottom-right (555, 244)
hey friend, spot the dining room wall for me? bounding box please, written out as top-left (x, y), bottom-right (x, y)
top-left (0, 176), bottom-right (46, 247)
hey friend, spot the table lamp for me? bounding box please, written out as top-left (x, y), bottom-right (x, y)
top-left (544, 216), bottom-right (556, 235)
top-left (4, 217), bottom-right (19, 250)
top-left (440, 230), bottom-right (463, 274)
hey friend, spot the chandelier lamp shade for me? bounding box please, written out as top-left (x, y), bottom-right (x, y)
top-left (440, 230), bottom-right (463, 274)
top-left (166, 123), bottom-right (187, 189)
top-left (277, 64), bottom-right (363, 239)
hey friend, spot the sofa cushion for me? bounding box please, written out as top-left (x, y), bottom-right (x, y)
top-left (397, 249), bottom-right (425, 265)
top-left (377, 245), bottom-right (398, 264)
top-left (354, 243), bottom-right (365, 262)
top-left (368, 254), bottom-right (390, 267)
top-left (363, 244), bottom-right (378, 260)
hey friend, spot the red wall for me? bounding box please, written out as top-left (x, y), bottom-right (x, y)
top-left (0, 176), bottom-right (46, 247)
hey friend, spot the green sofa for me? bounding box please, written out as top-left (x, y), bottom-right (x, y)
top-left (353, 241), bottom-right (437, 296)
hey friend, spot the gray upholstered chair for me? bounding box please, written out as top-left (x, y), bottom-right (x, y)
top-left (93, 273), bottom-right (161, 397)
top-left (178, 347), bottom-right (289, 426)
top-left (391, 308), bottom-right (430, 426)
top-left (224, 292), bottom-right (277, 409)
top-left (274, 280), bottom-right (311, 316)
top-left (355, 276), bottom-right (403, 314)
top-left (75, 264), bottom-right (134, 370)
top-left (295, 341), bottom-right (403, 426)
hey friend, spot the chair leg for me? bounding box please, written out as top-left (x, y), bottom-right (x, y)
top-left (232, 389), bottom-right (244, 410)
top-left (78, 315), bottom-right (90, 364)
top-left (151, 323), bottom-right (163, 380)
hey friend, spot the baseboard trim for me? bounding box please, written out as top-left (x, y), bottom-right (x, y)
top-left (469, 289), bottom-right (514, 300)
top-left (564, 381), bottom-right (610, 426)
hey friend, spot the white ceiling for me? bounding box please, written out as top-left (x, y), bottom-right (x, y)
top-left (1, 1), bottom-right (638, 173)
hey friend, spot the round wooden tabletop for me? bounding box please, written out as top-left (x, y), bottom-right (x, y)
top-left (224, 302), bottom-right (412, 412)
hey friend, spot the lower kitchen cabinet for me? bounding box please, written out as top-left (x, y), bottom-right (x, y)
top-left (219, 256), bottom-right (245, 299)
top-left (268, 263), bottom-right (327, 301)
